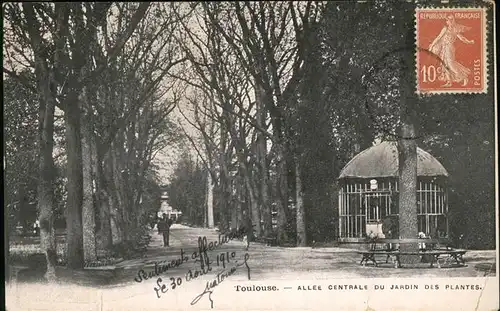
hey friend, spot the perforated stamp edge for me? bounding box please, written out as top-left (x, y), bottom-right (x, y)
top-left (415, 6), bottom-right (490, 95)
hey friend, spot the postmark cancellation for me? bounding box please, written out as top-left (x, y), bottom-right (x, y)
top-left (415, 7), bottom-right (488, 94)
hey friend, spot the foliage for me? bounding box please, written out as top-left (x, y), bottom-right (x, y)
top-left (4, 74), bottom-right (39, 233)
top-left (110, 224), bottom-right (152, 259)
top-left (165, 153), bottom-right (207, 226)
top-left (421, 97), bottom-right (495, 249)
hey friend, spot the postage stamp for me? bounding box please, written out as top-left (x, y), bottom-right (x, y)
top-left (415, 7), bottom-right (488, 94)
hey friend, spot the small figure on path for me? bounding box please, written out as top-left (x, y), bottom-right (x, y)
top-left (158, 213), bottom-right (174, 247)
top-left (242, 212), bottom-right (252, 251)
top-left (33, 220), bottom-right (40, 236)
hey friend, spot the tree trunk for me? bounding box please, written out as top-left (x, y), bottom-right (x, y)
top-left (101, 150), bottom-right (121, 244)
top-left (275, 143), bottom-right (289, 244)
top-left (37, 93), bottom-right (57, 280)
top-left (108, 145), bottom-right (125, 243)
top-left (112, 140), bottom-right (130, 242)
top-left (244, 173), bottom-right (261, 238)
top-left (235, 175), bottom-right (243, 230)
top-left (5, 203), bottom-right (10, 281)
top-left (397, 14), bottom-right (419, 264)
top-left (109, 194), bottom-right (122, 244)
top-left (397, 122), bottom-right (418, 263)
top-left (231, 204), bottom-right (238, 230)
top-left (187, 187), bottom-right (193, 224)
top-left (295, 157), bottom-right (306, 246)
top-left (95, 157), bottom-right (112, 252)
top-left (65, 101), bottom-right (85, 269)
top-left (206, 170), bottom-right (215, 228)
top-left (203, 176), bottom-right (208, 228)
top-left (23, 1), bottom-right (58, 280)
top-left (218, 161), bottom-right (230, 231)
top-left (81, 109), bottom-right (97, 262)
top-left (255, 84), bottom-right (272, 237)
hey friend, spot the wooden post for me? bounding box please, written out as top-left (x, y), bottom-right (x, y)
top-left (346, 183), bottom-right (350, 237)
top-left (354, 183), bottom-right (357, 237)
top-left (338, 187), bottom-right (342, 238)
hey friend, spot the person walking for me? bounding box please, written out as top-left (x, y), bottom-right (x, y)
top-left (242, 212), bottom-right (252, 250)
top-left (166, 216), bottom-right (174, 245)
top-left (158, 213), bottom-right (172, 247)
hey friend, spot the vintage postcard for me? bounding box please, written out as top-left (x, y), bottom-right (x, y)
top-left (3, 1), bottom-right (498, 311)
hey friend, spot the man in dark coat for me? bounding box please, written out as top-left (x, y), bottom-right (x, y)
top-left (241, 212), bottom-right (252, 250)
top-left (158, 213), bottom-right (173, 247)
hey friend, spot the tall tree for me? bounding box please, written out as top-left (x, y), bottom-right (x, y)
top-left (18, 3), bottom-right (60, 278)
top-left (3, 74), bottom-right (41, 278)
top-left (81, 86), bottom-right (97, 262)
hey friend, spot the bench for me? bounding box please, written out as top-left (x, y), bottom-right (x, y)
top-left (357, 249), bottom-right (467, 268)
top-left (398, 249), bottom-right (466, 268)
top-left (361, 238), bottom-right (446, 265)
top-left (368, 238), bottom-right (452, 250)
top-left (261, 237), bottom-right (278, 246)
top-left (357, 238), bottom-right (463, 268)
top-left (84, 264), bottom-right (125, 278)
top-left (358, 250), bottom-right (399, 268)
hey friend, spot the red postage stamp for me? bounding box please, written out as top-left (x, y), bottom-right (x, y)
top-left (415, 8), bottom-right (488, 94)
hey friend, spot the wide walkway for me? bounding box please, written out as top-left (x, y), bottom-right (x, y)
top-left (6, 224), bottom-right (498, 311)
top-left (115, 224), bottom-right (244, 271)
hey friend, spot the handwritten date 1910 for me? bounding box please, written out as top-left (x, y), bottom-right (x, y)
top-left (216, 251), bottom-right (236, 268)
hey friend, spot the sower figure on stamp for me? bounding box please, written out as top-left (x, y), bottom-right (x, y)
top-left (158, 213), bottom-right (173, 247)
top-left (429, 15), bottom-right (475, 87)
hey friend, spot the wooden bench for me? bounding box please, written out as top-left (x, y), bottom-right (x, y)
top-left (84, 264), bottom-right (125, 278)
top-left (262, 237), bottom-right (278, 246)
top-left (358, 250), bottom-right (396, 267)
top-left (360, 238), bottom-right (445, 265)
top-left (357, 249), bottom-right (467, 268)
top-left (368, 238), bottom-right (452, 250)
top-left (398, 249), bottom-right (466, 268)
top-left (357, 238), bottom-right (463, 268)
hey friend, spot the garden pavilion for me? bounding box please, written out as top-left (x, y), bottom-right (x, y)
top-left (338, 141), bottom-right (449, 243)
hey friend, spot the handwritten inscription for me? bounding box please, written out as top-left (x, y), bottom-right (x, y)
top-left (191, 253), bottom-right (251, 308)
top-left (134, 249), bottom-right (189, 283)
top-left (137, 233), bottom-right (251, 306)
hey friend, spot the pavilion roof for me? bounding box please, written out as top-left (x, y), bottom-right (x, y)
top-left (339, 141), bottom-right (449, 179)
